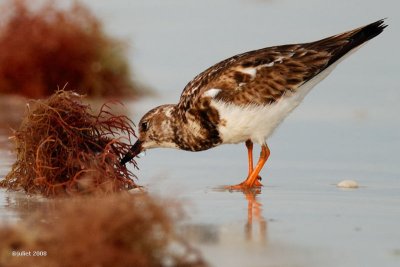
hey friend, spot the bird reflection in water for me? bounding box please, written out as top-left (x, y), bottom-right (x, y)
top-left (243, 189), bottom-right (267, 244)
top-left (179, 188), bottom-right (268, 246)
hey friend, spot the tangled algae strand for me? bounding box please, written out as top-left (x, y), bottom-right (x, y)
top-left (0, 90), bottom-right (138, 196)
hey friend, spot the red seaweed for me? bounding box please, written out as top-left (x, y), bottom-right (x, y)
top-left (0, 193), bottom-right (207, 267)
top-left (0, 0), bottom-right (144, 98)
top-left (0, 90), bottom-right (138, 196)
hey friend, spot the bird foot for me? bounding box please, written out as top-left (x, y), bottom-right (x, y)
top-left (226, 176), bottom-right (263, 191)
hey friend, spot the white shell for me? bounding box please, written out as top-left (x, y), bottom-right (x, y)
top-left (337, 180), bottom-right (359, 189)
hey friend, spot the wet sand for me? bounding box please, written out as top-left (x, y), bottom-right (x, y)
top-left (1, 98), bottom-right (399, 266)
top-left (1, 0), bottom-right (400, 266)
top-left (127, 103), bottom-right (400, 267)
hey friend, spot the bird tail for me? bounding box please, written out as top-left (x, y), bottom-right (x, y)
top-left (307, 19), bottom-right (387, 67)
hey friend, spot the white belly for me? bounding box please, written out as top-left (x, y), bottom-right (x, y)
top-left (211, 57), bottom-right (342, 145)
top-left (212, 95), bottom-right (303, 145)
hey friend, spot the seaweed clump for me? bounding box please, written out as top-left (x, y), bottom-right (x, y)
top-left (0, 0), bottom-right (143, 98)
top-left (0, 193), bottom-right (207, 267)
top-left (0, 90), bottom-right (138, 196)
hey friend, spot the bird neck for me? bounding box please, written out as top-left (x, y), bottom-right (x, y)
top-left (169, 105), bottom-right (222, 152)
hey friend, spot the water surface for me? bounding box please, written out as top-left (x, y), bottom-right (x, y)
top-left (1, 0), bottom-right (400, 266)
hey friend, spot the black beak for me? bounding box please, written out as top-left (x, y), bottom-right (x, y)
top-left (120, 140), bottom-right (143, 165)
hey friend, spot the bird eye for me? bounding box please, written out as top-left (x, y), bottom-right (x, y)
top-left (140, 121), bottom-right (148, 131)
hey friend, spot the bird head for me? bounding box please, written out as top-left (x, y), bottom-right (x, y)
top-left (120, 104), bottom-right (178, 165)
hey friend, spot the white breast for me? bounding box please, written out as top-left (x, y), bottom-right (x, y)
top-left (211, 96), bottom-right (302, 145)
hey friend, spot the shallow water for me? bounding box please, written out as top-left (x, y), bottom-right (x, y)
top-left (2, 106), bottom-right (399, 267)
top-left (131, 117), bottom-right (400, 267)
top-left (1, 0), bottom-right (400, 266)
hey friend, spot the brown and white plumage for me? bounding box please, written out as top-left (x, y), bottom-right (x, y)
top-left (121, 19), bottom-right (387, 189)
top-left (179, 19), bottom-right (386, 108)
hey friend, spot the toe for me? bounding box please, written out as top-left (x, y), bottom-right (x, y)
top-left (225, 180), bottom-right (262, 191)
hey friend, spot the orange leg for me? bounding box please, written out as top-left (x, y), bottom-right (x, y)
top-left (243, 144), bottom-right (270, 187)
top-left (245, 140), bottom-right (254, 176)
top-left (245, 140), bottom-right (262, 186)
top-left (230, 143), bottom-right (270, 190)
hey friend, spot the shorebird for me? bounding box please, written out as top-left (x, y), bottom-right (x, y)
top-left (121, 19), bottom-right (386, 189)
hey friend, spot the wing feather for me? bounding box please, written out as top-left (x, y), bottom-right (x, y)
top-left (178, 19), bottom-right (386, 110)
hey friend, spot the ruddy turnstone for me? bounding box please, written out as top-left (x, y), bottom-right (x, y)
top-left (121, 19), bottom-right (386, 189)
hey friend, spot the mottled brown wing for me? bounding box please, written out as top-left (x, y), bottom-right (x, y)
top-left (208, 46), bottom-right (330, 105)
top-left (177, 19), bottom-right (386, 109)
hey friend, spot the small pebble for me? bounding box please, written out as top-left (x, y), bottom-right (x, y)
top-left (337, 180), bottom-right (359, 188)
